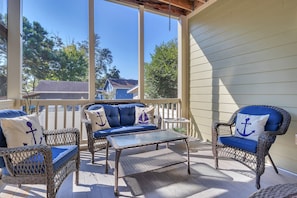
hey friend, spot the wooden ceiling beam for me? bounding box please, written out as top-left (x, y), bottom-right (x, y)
top-left (197, 0), bottom-right (206, 4)
top-left (157, 0), bottom-right (193, 12)
top-left (112, 0), bottom-right (190, 17)
top-left (143, 1), bottom-right (190, 16)
top-left (194, 0), bottom-right (206, 10)
top-left (108, 0), bottom-right (207, 17)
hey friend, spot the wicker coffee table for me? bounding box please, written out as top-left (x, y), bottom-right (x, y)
top-left (105, 129), bottom-right (190, 195)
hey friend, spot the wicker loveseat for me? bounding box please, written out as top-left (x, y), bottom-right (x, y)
top-left (81, 102), bottom-right (162, 163)
top-left (0, 109), bottom-right (80, 198)
top-left (212, 105), bottom-right (291, 189)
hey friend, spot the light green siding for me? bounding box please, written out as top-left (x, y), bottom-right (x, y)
top-left (188, 0), bottom-right (297, 173)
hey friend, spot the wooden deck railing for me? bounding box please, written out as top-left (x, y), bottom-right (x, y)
top-left (0, 98), bottom-right (184, 144)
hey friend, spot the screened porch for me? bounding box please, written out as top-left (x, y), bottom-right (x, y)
top-left (1, 0), bottom-right (297, 197)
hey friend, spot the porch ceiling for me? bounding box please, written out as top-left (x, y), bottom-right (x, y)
top-left (109, 0), bottom-right (207, 17)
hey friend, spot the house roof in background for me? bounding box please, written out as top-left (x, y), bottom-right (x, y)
top-left (107, 78), bottom-right (138, 89)
top-left (127, 85), bottom-right (138, 94)
top-left (35, 80), bottom-right (88, 93)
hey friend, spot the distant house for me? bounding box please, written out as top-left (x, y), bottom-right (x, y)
top-left (103, 78), bottom-right (138, 99)
top-left (95, 88), bottom-right (104, 100)
top-left (34, 80), bottom-right (88, 99)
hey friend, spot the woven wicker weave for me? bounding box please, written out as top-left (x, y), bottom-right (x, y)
top-left (249, 183), bottom-right (297, 198)
top-left (212, 105), bottom-right (291, 189)
top-left (0, 127), bottom-right (80, 198)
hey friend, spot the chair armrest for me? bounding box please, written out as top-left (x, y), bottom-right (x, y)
top-left (81, 118), bottom-right (93, 136)
top-left (0, 144), bottom-right (52, 176)
top-left (43, 128), bottom-right (80, 146)
top-left (213, 121), bottom-right (233, 127)
top-left (212, 121), bottom-right (234, 146)
top-left (212, 121), bottom-right (233, 135)
top-left (257, 131), bottom-right (278, 161)
top-left (257, 129), bottom-right (285, 150)
top-left (258, 131), bottom-right (277, 143)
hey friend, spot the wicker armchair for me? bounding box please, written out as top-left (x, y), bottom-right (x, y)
top-left (0, 110), bottom-right (80, 198)
top-left (212, 105), bottom-right (291, 189)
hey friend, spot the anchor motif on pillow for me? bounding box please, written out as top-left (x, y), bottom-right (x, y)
top-left (138, 110), bottom-right (149, 124)
top-left (236, 117), bottom-right (255, 137)
top-left (24, 121), bottom-right (43, 146)
top-left (95, 111), bottom-right (106, 127)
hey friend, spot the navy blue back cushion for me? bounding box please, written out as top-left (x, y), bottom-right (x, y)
top-left (118, 103), bottom-right (145, 126)
top-left (87, 104), bottom-right (103, 111)
top-left (88, 104), bottom-right (120, 127)
top-left (0, 109), bottom-right (27, 167)
top-left (239, 106), bottom-right (283, 131)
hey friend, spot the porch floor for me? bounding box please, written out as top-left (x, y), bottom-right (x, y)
top-left (1, 140), bottom-right (297, 198)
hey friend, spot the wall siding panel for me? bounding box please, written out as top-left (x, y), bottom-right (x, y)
top-left (188, 0), bottom-right (297, 173)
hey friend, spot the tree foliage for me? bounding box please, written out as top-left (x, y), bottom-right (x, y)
top-left (23, 17), bottom-right (55, 83)
top-left (144, 39), bottom-right (177, 98)
top-left (50, 44), bottom-right (88, 81)
top-left (22, 17), bottom-right (120, 91)
top-left (0, 13), bottom-right (8, 97)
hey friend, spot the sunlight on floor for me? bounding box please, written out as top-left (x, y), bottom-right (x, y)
top-left (0, 183), bottom-right (46, 198)
top-left (195, 188), bottom-right (228, 197)
top-left (0, 143), bottom-right (296, 198)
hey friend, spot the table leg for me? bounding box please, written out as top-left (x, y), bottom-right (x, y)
top-left (105, 141), bottom-right (109, 174)
top-left (184, 139), bottom-right (191, 174)
top-left (114, 149), bottom-right (122, 195)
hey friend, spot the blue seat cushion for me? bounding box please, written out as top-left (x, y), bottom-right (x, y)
top-left (88, 104), bottom-right (120, 127)
top-left (0, 110), bottom-right (27, 168)
top-left (239, 106), bottom-right (283, 131)
top-left (51, 145), bottom-right (78, 171)
top-left (118, 103), bottom-right (145, 126)
top-left (2, 145), bottom-right (78, 176)
top-left (218, 136), bottom-right (258, 153)
top-left (93, 124), bottom-right (157, 138)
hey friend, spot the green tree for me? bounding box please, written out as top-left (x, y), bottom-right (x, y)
top-left (144, 39), bottom-right (177, 98)
top-left (22, 17), bottom-right (56, 89)
top-left (0, 29), bottom-right (7, 97)
top-left (107, 66), bottom-right (120, 79)
top-left (23, 17), bottom-right (89, 86)
top-left (0, 13), bottom-right (8, 97)
top-left (78, 34), bottom-right (121, 89)
top-left (50, 43), bottom-right (88, 81)
top-left (22, 17), bottom-right (120, 93)
top-left (94, 35), bottom-right (120, 88)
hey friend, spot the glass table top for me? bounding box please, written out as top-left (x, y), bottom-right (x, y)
top-left (107, 130), bottom-right (187, 149)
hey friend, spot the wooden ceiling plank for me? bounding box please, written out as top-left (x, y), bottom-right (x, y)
top-left (108, 0), bottom-right (206, 17)
top-left (157, 0), bottom-right (193, 11)
top-left (112, 0), bottom-right (189, 16)
top-left (196, 0), bottom-right (206, 4)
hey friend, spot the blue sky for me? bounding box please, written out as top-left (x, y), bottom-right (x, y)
top-left (23, 0), bottom-right (177, 80)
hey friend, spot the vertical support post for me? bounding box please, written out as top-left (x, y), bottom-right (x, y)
top-left (7, 0), bottom-right (22, 101)
top-left (178, 16), bottom-right (189, 118)
top-left (138, 5), bottom-right (144, 101)
top-left (88, 0), bottom-right (96, 101)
